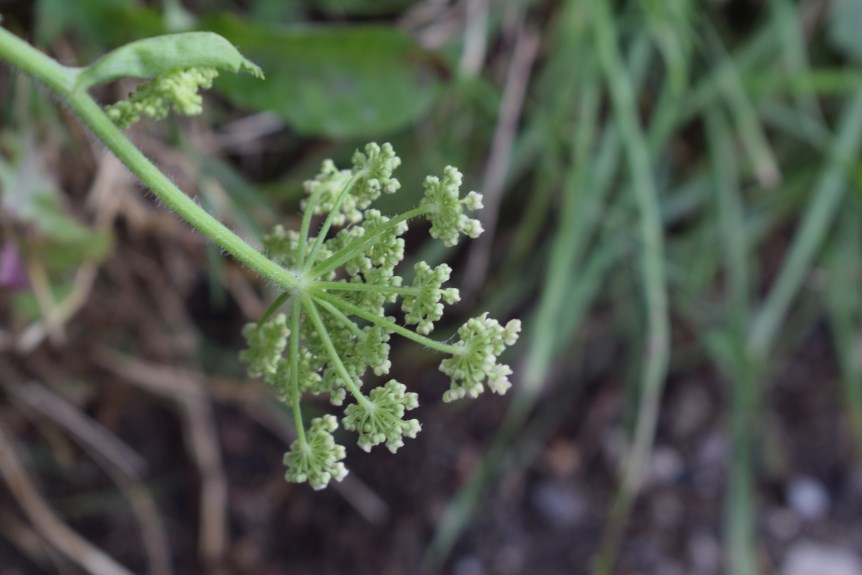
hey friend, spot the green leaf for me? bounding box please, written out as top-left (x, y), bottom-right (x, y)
top-left (311, 0), bottom-right (413, 17)
top-left (206, 15), bottom-right (444, 138)
top-left (35, 0), bottom-right (163, 49)
top-left (75, 32), bottom-right (263, 91)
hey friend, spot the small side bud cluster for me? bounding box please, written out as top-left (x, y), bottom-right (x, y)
top-left (106, 67), bottom-right (219, 128)
top-left (420, 166), bottom-right (484, 247)
top-left (351, 142), bottom-right (402, 203)
top-left (440, 313), bottom-right (522, 402)
top-left (239, 314), bottom-right (289, 378)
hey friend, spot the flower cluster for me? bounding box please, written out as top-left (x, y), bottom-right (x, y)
top-left (240, 143), bottom-right (520, 489)
top-left (106, 67), bottom-right (220, 128)
top-left (303, 143), bottom-right (401, 226)
top-left (440, 313), bottom-right (522, 402)
top-left (283, 415), bottom-right (347, 490)
top-left (342, 380), bottom-right (420, 453)
top-left (420, 166), bottom-right (484, 247)
top-left (239, 314), bottom-right (289, 378)
top-left (402, 262), bottom-right (460, 335)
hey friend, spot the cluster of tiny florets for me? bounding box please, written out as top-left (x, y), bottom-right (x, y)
top-left (420, 166), bottom-right (484, 247)
top-left (239, 143), bottom-right (520, 489)
top-left (283, 415), bottom-right (347, 490)
top-left (402, 262), bottom-right (460, 335)
top-left (239, 314), bottom-right (288, 379)
top-left (303, 143), bottom-right (402, 226)
top-left (440, 313), bottom-right (522, 402)
top-left (342, 380), bottom-right (420, 453)
top-left (106, 67), bottom-right (219, 128)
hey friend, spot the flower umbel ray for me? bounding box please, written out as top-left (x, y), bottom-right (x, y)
top-left (241, 143), bottom-right (521, 489)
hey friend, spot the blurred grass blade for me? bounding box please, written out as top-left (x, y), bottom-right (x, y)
top-left (523, 61), bottom-right (601, 391)
top-left (748, 90), bottom-right (862, 356)
top-left (706, 107), bottom-right (757, 575)
top-left (827, 212), bottom-right (862, 459)
top-left (829, 0), bottom-right (862, 63)
top-left (769, 0), bottom-right (824, 130)
top-left (706, 23), bottom-right (780, 188)
top-left (591, 0), bottom-right (671, 571)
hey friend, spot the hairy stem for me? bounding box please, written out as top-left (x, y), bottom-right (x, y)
top-left (260, 292), bottom-right (291, 324)
top-left (0, 27), bottom-right (302, 293)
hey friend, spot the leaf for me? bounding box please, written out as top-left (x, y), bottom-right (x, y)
top-left (310, 0), bottom-right (413, 17)
top-left (205, 15), bottom-right (444, 138)
top-left (75, 32), bottom-right (263, 91)
top-left (829, 0), bottom-right (862, 63)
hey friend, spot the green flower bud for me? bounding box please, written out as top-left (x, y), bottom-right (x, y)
top-left (106, 67), bottom-right (219, 128)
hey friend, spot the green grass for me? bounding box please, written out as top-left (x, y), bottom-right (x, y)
top-left (431, 0), bottom-right (862, 572)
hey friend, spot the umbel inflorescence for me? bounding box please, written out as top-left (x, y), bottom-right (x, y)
top-left (82, 39), bottom-right (519, 489)
top-left (0, 28), bottom-right (519, 491)
top-left (240, 143), bottom-right (521, 489)
top-left (52, 31), bottom-right (519, 490)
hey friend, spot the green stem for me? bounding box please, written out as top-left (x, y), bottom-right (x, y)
top-left (0, 27), bottom-right (303, 293)
top-left (311, 290), bottom-right (461, 355)
top-left (316, 298), bottom-right (364, 338)
top-left (301, 295), bottom-right (370, 408)
top-left (289, 298), bottom-right (307, 446)
top-left (296, 191), bottom-right (319, 269)
top-left (260, 292), bottom-right (290, 324)
top-left (0, 27), bottom-right (78, 94)
top-left (315, 281), bottom-right (417, 296)
top-left (303, 171), bottom-right (364, 271)
top-left (310, 207), bottom-right (427, 278)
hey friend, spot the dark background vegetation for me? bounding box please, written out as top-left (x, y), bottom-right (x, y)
top-left (2, 0), bottom-right (862, 573)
